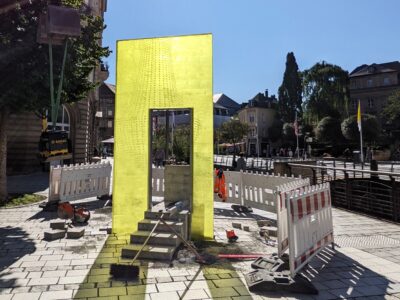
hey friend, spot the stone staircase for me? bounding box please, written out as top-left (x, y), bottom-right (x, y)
top-left (121, 210), bottom-right (189, 261)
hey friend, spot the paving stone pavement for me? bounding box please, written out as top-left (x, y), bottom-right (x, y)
top-left (1, 169), bottom-right (400, 299)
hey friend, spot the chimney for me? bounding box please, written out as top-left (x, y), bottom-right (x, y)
top-left (265, 89), bottom-right (269, 99)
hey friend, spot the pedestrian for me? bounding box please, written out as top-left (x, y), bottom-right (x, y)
top-left (102, 147), bottom-right (107, 159)
top-left (154, 149), bottom-right (165, 167)
top-left (343, 148), bottom-right (351, 162)
top-left (236, 153), bottom-right (246, 171)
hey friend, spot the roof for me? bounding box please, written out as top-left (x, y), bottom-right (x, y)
top-left (214, 103), bottom-right (227, 109)
top-left (104, 83), bottom-right (116, 94)
top-left (350, 61), bottom-right (400, 77)
top-left (213, 93), bottom-right (240, 110)
top-left (240, 92), bottom-right (278, 110)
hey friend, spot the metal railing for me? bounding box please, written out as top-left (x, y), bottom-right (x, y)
top-left (287, 162), bottom-right (400, 222)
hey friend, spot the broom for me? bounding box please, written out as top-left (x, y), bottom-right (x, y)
top-left (110, 213), bottom-right (164, 279)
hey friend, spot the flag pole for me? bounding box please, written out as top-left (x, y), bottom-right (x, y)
top-left (295, 111), bottom-right (299, 159)
top-left (357, 100), bottom-right (364, 163)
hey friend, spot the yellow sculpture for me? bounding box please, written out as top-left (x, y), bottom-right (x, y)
top-left (113, 34), bottom-right (213, 239)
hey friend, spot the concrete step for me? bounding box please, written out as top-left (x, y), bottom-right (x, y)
top-left (144, 210), bottom-right (190, 222)
top-left (130, 231), bottom-right (181, 247)
top-left (121, 244), bottom-right (177, 261)
top-left (144, 211), bottom-right (178, 221)
top-left (138, 219), bottom-right (184, 234)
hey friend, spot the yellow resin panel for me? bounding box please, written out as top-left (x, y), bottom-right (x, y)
top-left (113, 34), bottom-right (213, 239)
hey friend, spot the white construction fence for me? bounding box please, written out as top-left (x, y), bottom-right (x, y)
top-left (49, 162), bottom-right (112, 202)
top-left (222, 170), bottom-right (310, 213)
top-left (218, 169), bottom-right (334, 277)
top-left (285, 183), bottom-right (334, 276)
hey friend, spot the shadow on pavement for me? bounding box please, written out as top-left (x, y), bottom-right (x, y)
top-left (7, 172), bottom-right (49, 194)
top-left (0, 226), bottom-right (36, 289)
top-left (251, 247), bottom-right (398, 299)
top-left (27, 198), bottom-right (110, 222)
top-left (73, 234), bottom-right (150, 299)
top-left (214, 207), bottom-right (276, 223)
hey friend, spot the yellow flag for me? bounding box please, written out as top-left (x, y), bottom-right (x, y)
top-left (357, 100), bottom-right (361, 132)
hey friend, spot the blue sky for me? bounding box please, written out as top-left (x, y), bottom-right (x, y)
top-left (103, 0), bottom-right (400, 103)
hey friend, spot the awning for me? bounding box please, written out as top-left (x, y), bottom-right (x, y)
top-left (101, 137), bottom-right (114, 144)
top-left (218, 142), bottom-right (245, 147)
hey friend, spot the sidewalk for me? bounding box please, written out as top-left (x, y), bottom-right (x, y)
top-left (1, 172), bottom-right (400, 299)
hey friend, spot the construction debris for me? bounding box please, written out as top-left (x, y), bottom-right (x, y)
top-left (259, 226), bottom-right (269, 238)
top-left (245, 270), bottom-right (318, 294)
top-left (232, 222), bottom-right (242, 230)
top-left (50, 219), bottom-right (67, 230)
top-left (231, 204), bottom-right (253, 213)
top-left (66, 227), bottom-right (85, 239)
top-left (267, 226), bottom-right (278, 237)
top-left (226, 230), bottom-right (238, 242)
top-left (44, 229), bottom-right (66, 241)
top-left (99, 227), bottom-right (112, 234)
top-left (257, 220), bottom-right (272, 227)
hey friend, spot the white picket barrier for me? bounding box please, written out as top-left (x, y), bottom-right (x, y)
top-left (220, 170), bottom-right (309, 214)
top-left (275, 179), bottom-right (310, 257)
top-left (49, 162), bottom-right (112, 202)
top-left (49, 166), bottom-right (62, 202)
top-left (286, 183), bottom-right (334, 276)
top-left (224, 171), bottom-right (243, 205)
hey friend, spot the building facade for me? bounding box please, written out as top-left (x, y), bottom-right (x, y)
top-left (349, 61), bottom-right (400, 126)
top-left (97, 83), bottom-right (115, 147)
top-left (238, 90), bottom-right (277, 156)
top-left (7, 0), bottom-right (108, 174)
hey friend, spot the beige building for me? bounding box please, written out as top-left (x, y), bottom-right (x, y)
top-left (97, 83), bottom-right (115, 146)
top-left (238, 90), bottom-right (277, 156)
top-left (7, 0), bottom-right (108, 174)
top-left (349, 61), bottom-right (400, 127)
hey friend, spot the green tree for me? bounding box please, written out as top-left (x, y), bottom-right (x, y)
top-left (0, 0), bottom-right (110, 203)
top-left (278, 52), bottom-right (303, 122)
top-left (172, 125), bottom-right (191, 163)
top-left (268, 118), bottom-right (284, 142)
top-left (315, 116), bottom-right (343, 144)
top-left (341, 114), bottom-right (380, 143)
top-left (302, 61), bottom-right (349, 123)
top-left (282, 122), bottom-right (295, 145)
top-left (382, 90), bottom-right (400, 128)
top-left (219, 119), bottom-right (249, 155)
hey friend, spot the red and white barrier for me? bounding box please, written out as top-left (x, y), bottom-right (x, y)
top-left (286, 183), bottom-right (334, 276)
top-left (276, 180), bottom-right (310, 257)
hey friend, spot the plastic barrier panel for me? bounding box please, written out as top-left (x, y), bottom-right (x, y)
top-left (287, 183), bottom-right (334, 276)
top-left (49, 162), bottom-right (112, 202)
top-left (224, 170), bottom-right (243, 205)
top-left (276, 179), bottom-right (310, 257)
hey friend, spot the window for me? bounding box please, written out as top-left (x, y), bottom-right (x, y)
top-left (107, 120), bottom-right (113, 128)
top-left (47, 106), bottom-right (70, 134)
top-left (249, 114), bottom-right (255, 123)
top-left (367, 79), bottom-right (373, 87)
top-left (384, 77), bottom-right (390, 85)
top-left (108, 110), bottom-right (113, 117)
top-left (368, 98), bottom-right (374, 108)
